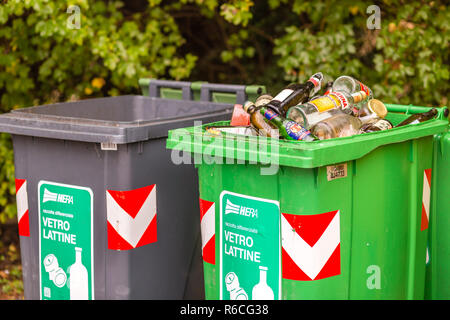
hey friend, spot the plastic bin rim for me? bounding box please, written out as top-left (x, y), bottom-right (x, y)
top-left (8, 95), bottom-right (231, 126)
top-left (166, 105), bottom-right (449, 168)
top-left (168, 118), bottom-right (448, 147)
top-left (0, 95), bottom-right (234, 144)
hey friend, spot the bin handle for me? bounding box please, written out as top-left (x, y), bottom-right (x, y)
top-left (200, 83), bottom-right (248, 105)
top-left (386, 104), bottom-right (449, 120)
top-left (148, 79), bottom-right (193, 100)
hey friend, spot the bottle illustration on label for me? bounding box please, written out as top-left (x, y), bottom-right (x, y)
top-left (68, 247), bottom-right (89, 300)
top-left (43, 254), bottom-right (67, 288)
top-left (252, 266), bottom-right (274, 300)
top-left (225, 272), bottom-right (248, 300)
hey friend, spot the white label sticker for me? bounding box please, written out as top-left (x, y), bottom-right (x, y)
top-left (101, 142), bottom-right (117, 151)
top-left (273, 89), bottom-right (294, 102)
top-left (327, 163), bottom-right (347, 181)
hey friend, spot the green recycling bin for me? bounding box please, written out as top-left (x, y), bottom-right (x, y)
top-left (166, 104), bottom-right (448, 300)
top-left (387, 105), bottom-right (450, 300)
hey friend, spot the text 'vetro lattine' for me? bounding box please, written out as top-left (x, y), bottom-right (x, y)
top-left (42, 216), bottom-right (77, 245)
top-left (224, 230), bottom-right (261, 263)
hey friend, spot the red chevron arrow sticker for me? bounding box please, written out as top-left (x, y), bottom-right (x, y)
top-left (281, 210), bottom-right (341, 281)
top-left (106, 185), bottom-right (157, 250)
top-left (200, 198), bottom-right (215, 265)
top-left (15, 178), bottom-right (30, 237)
top-left (421, 168), bottom-right (432, 231)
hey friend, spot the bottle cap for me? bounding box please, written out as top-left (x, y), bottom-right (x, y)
top-left (243, 101), bottom-right (254, 113)
top-left (367, 99), bottom-right (387, 118)
top-left (308, 72), bottom-right (324, 89)
top-left (256, 94), bottom-right (273, 102)
top-left (255, 94), bottom-right (273, 107)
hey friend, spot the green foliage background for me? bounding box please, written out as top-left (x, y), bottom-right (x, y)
top-left (0, 0), bottom-right (449, 225)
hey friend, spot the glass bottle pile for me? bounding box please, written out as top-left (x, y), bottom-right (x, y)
top-left (242, 74), bottom-right (439, 141)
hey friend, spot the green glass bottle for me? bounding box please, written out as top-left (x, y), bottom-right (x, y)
top-left (259, 104), bottom-right (317, 141)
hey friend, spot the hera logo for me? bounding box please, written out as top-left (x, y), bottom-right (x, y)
top-left (225, 199), bottom-right (258, 218)
top-left (43, 189), bottom-right (74, 204)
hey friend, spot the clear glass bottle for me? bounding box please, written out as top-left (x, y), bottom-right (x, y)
top-left (332, 75), bottom-right (373, 112)
top-left (252, 266), bottom-right (274, 300)
top-left (286, 90), bottom-right (367, 129)
top-left (288, 107), bottom-right (345, 129)
top-left (309, 81), bottom-right (334, 101)
top-left (68, 247), bottom-right (89, 300)
top-left (331, 75), bottom-right (373, 101)
top-left (311, 113), bottom-right (364, 140)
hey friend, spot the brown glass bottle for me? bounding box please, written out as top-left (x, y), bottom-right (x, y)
top-left (265, 72), bottom-right (323, 117)
top-left (395, 108), bottom-right (438, 127)
top-left (243, 100), bottom-right (278, 138)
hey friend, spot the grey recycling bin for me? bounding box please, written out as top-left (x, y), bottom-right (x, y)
top-left (0, 79), bottom-right (265, 300)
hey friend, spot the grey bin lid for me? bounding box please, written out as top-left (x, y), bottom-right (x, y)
top-left (0, 95), bottom-right (233, 144)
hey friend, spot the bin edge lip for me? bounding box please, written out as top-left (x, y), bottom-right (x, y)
top-left (7, 95), bottom-right (232, 126)
top-left (166, 118), bottom-right (448, 168)
top-left (0, 96), bottom-right (234, 144)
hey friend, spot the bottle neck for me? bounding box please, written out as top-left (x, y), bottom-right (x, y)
top-left (244, 102), bottom-right (257, 115)
top-left (305, 80), bottom-right (316, 91)
top-left (259, 269), bottom-right (267, 284)
top-left (359, 113), bottom-right (378, 124)
top-left (323, 82), bottom-right (333, 95)
top-left (350, 91), bottom-right (366, 104)
top-left (280, 83), bottom-right (313, 115)
top-left (260, 106), bottom-right (283, 128)
top-left (75, 250), bottom-right (82, 264)
top-left (424, 109), bottom-right (437, 118)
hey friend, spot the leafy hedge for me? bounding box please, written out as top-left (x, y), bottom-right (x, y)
top-left (0, 0), bottom-right (448, 222)
top-left (0, 0), bottom-right (196, 222)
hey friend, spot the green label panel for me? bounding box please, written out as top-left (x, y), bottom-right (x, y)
top-left (220, 191), bottom-right (281, 300)
top-left (38, 181), bottom-right (94, 300)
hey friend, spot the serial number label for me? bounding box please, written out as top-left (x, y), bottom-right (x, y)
top-left (327, 163), bottom-right (348, 181)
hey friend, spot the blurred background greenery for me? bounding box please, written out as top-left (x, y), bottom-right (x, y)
top-left (0, 0), bottom-right (448, 298)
